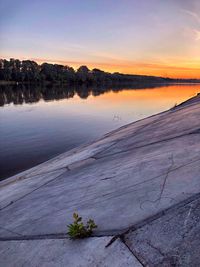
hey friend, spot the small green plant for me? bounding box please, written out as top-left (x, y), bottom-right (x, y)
top-left (67, 213), bottom-right (97, 239)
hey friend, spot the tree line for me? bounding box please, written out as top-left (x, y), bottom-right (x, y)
top-left (0, 58), bottom-right (173, 84)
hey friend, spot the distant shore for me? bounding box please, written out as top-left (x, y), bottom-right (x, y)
top-left (1, 80), bottom-right (200, 86)
top-left (1, 58), bottom-right (200, 86)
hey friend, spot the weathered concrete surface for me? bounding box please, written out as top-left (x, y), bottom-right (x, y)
top-left (0, 93), bottom-right (200, 266)
top-left (0, 237), bottom-right (142, 267)
top-left (124, 195), bottom-right (200, 267)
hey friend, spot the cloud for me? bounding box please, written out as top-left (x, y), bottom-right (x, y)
top-left (182, 9), bottom-right (200, 23)
top-left (193, 29), bottom-right (200, 40)
top-left (182, 10), bottom-right (200, 41)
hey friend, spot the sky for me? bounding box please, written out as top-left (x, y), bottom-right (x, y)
top-left (0, 0), bottom-right (200, 78)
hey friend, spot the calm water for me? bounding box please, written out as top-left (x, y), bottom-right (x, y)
top-left (0, 83), bottom-right (199, 180)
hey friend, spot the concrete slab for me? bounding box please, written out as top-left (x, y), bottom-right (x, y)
top-left (124, 194), bottom-right (200, 267)
top-left (0, 169), bottom-right (66, 210)
top-left (0, 237), bottom-right (142, 267)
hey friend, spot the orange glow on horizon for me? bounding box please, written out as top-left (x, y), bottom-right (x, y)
top-left (31, 58), bottom-right (200, 79)
top-left (1, 55), bottom-right (200, 79)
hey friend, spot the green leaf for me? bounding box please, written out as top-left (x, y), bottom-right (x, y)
top-left (67, 213), bottom-right (98, 239)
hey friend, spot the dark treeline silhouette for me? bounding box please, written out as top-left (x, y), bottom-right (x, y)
top-left (0, 83), bottom-right (171, 106)
top-left (0, 58), bottom-right (178, 85)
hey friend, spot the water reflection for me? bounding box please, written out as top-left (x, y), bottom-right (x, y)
top-left (0, 83), bottom-right (171, 106)
top-left (0, 83), bottom-right (199, 180)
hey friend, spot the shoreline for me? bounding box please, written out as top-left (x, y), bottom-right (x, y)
top-left (1, 80), bottom-right (200, 86)
top-left (1, 92), bottom-right (199, 184)
top-left (0, 92), bottom-right (199, 186)
top-left (0, 93), bottom-right (200, 265)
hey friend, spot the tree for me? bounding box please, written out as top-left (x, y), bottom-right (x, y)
top-left (76, 65), bottom-right (90, 83)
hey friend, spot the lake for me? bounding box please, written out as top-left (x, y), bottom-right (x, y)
top-left (0, 83), bottom-right (199, 180)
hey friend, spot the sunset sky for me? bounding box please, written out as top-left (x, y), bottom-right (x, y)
top-left (0, 0), bottom-right (200, 78)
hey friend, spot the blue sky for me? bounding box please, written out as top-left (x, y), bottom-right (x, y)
top-left (0, 0), bottom-right (200, 77)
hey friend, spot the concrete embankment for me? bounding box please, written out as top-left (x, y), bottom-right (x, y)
top-left (0, 94), bottom-right (200, 266)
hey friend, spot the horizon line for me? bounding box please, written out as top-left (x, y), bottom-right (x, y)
top-left (1, 56), bottom-right (200, 80)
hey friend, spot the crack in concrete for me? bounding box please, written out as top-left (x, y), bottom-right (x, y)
top-left (183, 205), bottom-right (193, 231)
top-left (151, 154), bottom-right (175, 208)
top-left (65, 166), bottom-right (71, 171)
top-left (11, 156), bottom-right (199, 228)
top-left (140, 196), bottom-right (176, 211)
top-left (182, 222), bottom-right (199, 241)
top-left (0, 226), bottom-right (22, 237)
top-left (94, 114), bottom-right (167, 159)
top-left (100, 176), bottom-right (116, 181)
top-left (0, 233), bottom-right (68, 241)
top-left (189, 128), bottom-right (200, 134)
top-left (104, 192), bottom-right (200, 266)
top-left (8, 156), bottom-right (199, 235)
top-left (95, 130), bottom-right (200, 159)
top-left (86, 157), bottom-right (200, 208)
top-left (139, 155), bottom-right (175, 209)
top-left (123, 192), bottom-right (200, 238)
top-left (1, 192), bottom-right (200, 243)
top-left (105, 235), bottom-right (121, 248)
top-left (0, 155), bottom-right (97, 188)
top-left (120, 236), bottom-right (146, 267)
top-left (145, 240), bottom-right (165, 257)
top-left (158, 155), bottom-right (174, 201)
top-left (0, 167), bottom-right (68, 188)
top-left (0, 232), bottom-right (117, 242)
top-left (1, 233), bottom-right (145, 267)
top-left (101, 133), bottom-right (196, 159)
top-left (181, 202), bottom-right (199, 240)
top-left (1, 153), bottom-right (99, 188)
top-left (0, 170), bottom-right (68, 211)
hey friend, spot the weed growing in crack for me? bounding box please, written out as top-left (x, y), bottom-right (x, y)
top-left (67, 213), bottom-right (97, 239)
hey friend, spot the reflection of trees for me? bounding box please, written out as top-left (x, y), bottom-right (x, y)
top-left (41, 85), bottom-right (75, 101)
top-left (0, 83), bottom-right (170, 106)
top-left (76, 85), bottom-right (91, 99)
